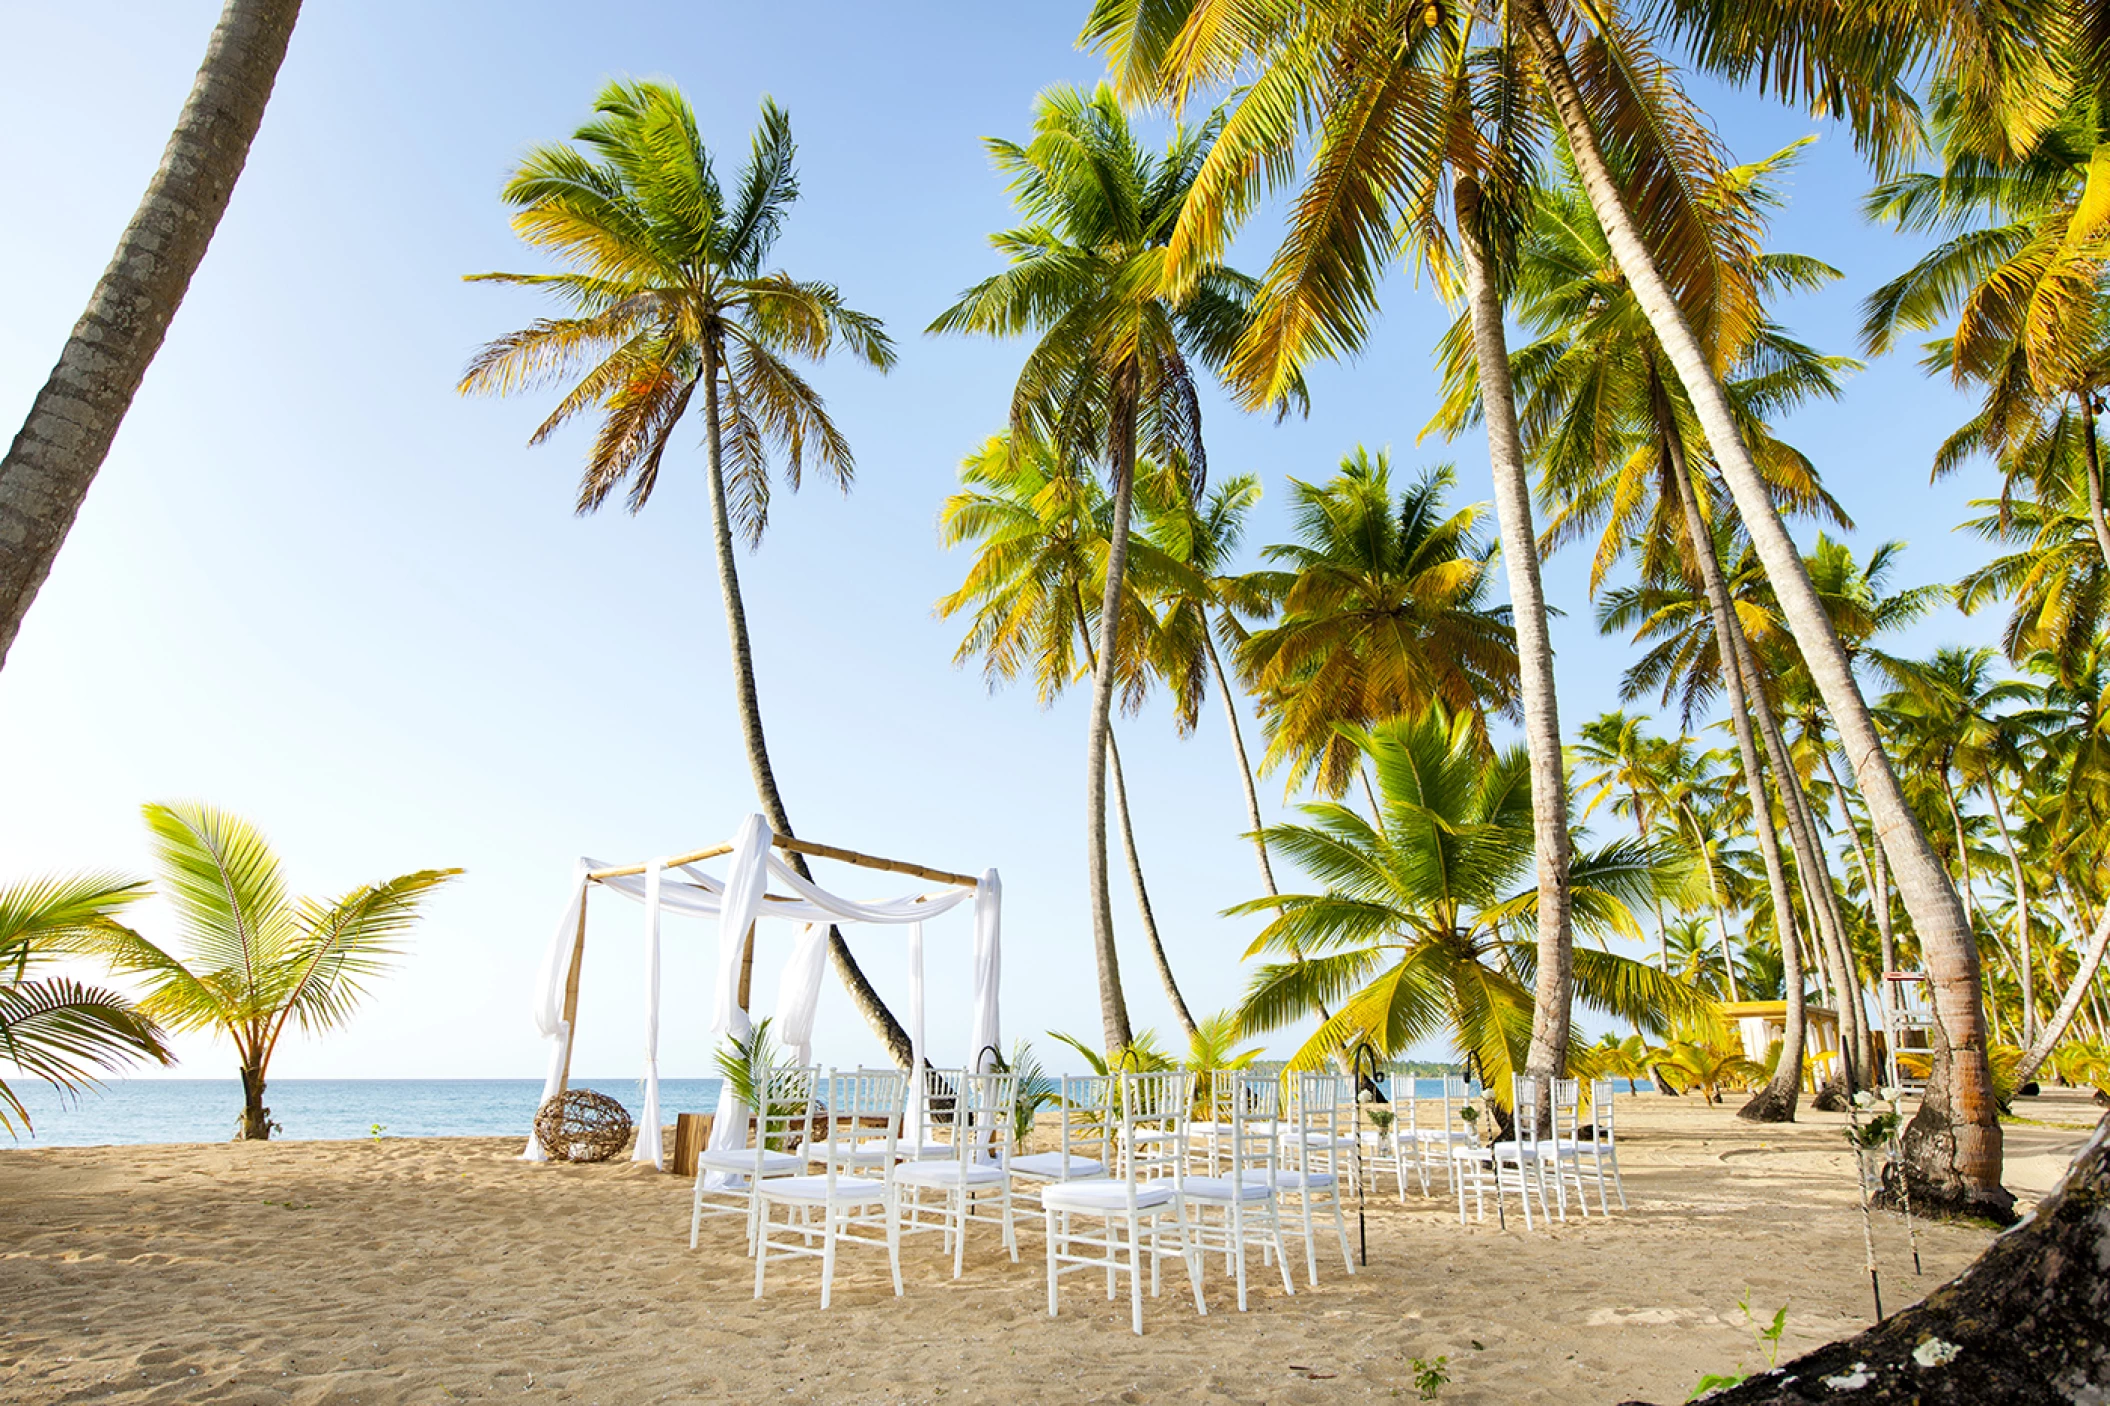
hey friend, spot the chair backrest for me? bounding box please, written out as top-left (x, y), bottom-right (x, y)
top-left (1510, 1073), bottom-right (1547, 1149)
top-left (1118, 1070), bottom-right (1190, 1184)
top-left (1057, 1073), bottom-right (1115, 1173)
top-left (949, 1070), bottom-right (1019, 1168)
top-left (1588, 1078), bottom-right (1619, 1144)
top-left (816, 1068), bottom-right (906, 1188)
top-left (1551, 1077), bottom-right (1583, 1145)
top-left (750, 1065), bottom-right (820, 1170)
top-left (1291, 1071), bottom-right (1346, 1172)
top-left (1224, 1069), bottom-right (1284, 1177)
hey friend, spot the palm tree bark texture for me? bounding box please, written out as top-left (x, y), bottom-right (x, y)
top-left (0, 0), bottom-right (302, 671)
top-left (1617, 1115), bottom-right (2110, 1404)
top-left (1455, 180), bottom-right (1575, 1125)
top-left (1514, 0), bottom-right (2008, 1220)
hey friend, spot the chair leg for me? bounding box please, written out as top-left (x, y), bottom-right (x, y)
top-left (752, 1197), bottom-right (770, 1300)
top-left (1331, 1190), bottom-right (1354, 1275)
top-left (1300, 1194), bottom-right (1318, 1287)
top-left (1230, 1199), bottom-right (1248, 1311)
top-left (951, 1188), bottom-right (967, 1280)
top-left (1610, 1151), bottom-right (1628, 1210)
top-left (1174, 1199), bottom-right (1206, 1318)
top-left (1128, 1213), bottom-right (1145, 1335)
top-left (1267, 1198), bottom-right (1295, 1295)
top-left (820, 1206), bottom-right (838, 1310)
top-left (1044, 1207), bottom-right (1060, 1318)
top-left (887, 1194), bottom-right (904, 1298)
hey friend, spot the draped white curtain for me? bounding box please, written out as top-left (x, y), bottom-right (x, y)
top-left (523, 815), bottom-right (1002, 1171)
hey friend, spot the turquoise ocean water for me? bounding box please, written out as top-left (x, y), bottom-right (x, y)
top-left (2, 1078), bottom-right (723, 1148)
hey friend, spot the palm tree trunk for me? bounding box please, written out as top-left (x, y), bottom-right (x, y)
top-left (238, 1060), bottom-right (271, 1141)
top-left (698, 339), bottom-right (912, 1066)
top-left (1202, 628), bottom-right (1278, 895)
top-left (1939, 770), bottom-right (1976, 929)
top-left (1069, 592), bottom-right (1198, 1043)
top-left (1518, 3), bottom-right (2007, 1216)
top-left (1456, 181), bottom-right (1573, 1128)
top-left (1985, 777), bottom-right (2035, 1045)
top-left (1107, 728), bottom-right (1199, 1042)
top-left (0, 0), bottom-right (301, 671)
top-left (2015, 903), bottom-right (2110, 1086)
top-left (2078, 392), bottom-right (2110, 570)
top-left (1820, 744), bottom-right (1900, 1036)
top-left (1655, 404), bottom-right (1803, 1118)
top-left (1084, 378), bottom-right (1140, 1053)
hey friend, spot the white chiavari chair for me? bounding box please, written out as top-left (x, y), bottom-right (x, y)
top-left (753, 1068), bottom-right (906, 1307)
top-left (896, 1069), bottom-right (1020, 1278)
top-left (1180, 1069), bottom-right (1296, 1311)
top-left (689, 1063), bottom-right (819, 1250)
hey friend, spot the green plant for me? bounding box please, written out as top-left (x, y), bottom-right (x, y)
top-left (1689, 1293), bottom-right (1787, 1399)
top-left (369, 1123), bottom-right (386, 1141)
top-left (0, 873), bottom-right (173, 1133)
top-left (1001, 1039), bottom-right (1060, 1145)
top-left (713, 1018), bottom-right (809, 1151)
top-left (91, 803), bottom-right (458, 1141)
top-left (1410, 1355), bottom-right (1449, 1400)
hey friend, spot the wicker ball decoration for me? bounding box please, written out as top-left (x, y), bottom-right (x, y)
top-left (533, 1089), bottom-right (634, 1163)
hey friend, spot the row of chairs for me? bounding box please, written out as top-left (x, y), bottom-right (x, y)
top-left (1355, 1072), bottom-right (1628, 1228)
top-left (687, 1066), bottom-right (1359, 1332)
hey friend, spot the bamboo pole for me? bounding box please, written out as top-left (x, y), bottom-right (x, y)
top-left (554, 894), bottom-right (588, 1100)
top-left (585, 836), bottom-right (978, 889)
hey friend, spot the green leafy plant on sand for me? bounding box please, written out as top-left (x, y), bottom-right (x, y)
top-left (0, 873), bottom-right (173, 1133)
top-left (369, 1123), bottom-right (387, 1142)
top-left (91, 802), bottom-right (458, 1141)
top-left (1410, 1355), bottom-right (1450, 1400)
top-left (1688, 1293), bottom-right (1788, 1399)
top-left (713, 1018), bottom-right (813, 1151)
top-left (997, 1039), bottom-right (1060, 1146)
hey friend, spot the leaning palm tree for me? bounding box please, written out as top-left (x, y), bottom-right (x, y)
top-left (930, 84), bottom-right (1280, 1052)
top-left (92, 803), bottom-right (457, 1140)
top-left (1230, 708), bottom-right (1707, 1091)
top-left (1236, 452), bottom-right (1520, 800)
top-left (0, 874), bottom-right (173, 1134)
top-left (0, 0), bottom-right (302, 672)
top-left (460, 83), bottom-right (911, 1061)
top-left (936, 431), bottom-right (1202, 1039)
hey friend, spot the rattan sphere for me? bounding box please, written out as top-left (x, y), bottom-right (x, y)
top-left (533, 1089), bottom-right (634, 1163)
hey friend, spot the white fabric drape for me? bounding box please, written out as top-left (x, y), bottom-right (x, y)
top-left (633, 860), bottom-right (667, 1169)
top-left (523, 860), bottom-right (594, 1160)
top-left (970, 870), bottom-right (1002, 1074)
top-left (702, 816), bottom-right (775, 1175)
top-left (774, 923), bottom-right (831, 1067)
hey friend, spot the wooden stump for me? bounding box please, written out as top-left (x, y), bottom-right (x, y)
top-left (672, 1112), bottom-right (712, 1177)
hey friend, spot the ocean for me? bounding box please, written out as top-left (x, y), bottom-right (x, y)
top-left (1, 1078), bottom-right (723, 1148)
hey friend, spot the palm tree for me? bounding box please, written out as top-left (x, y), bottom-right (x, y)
top-left (0, 875), bottom-right (173, 1134)
top-left (1234, 452), bottom-right (1519, 799)
top-left (0, 0), bottom-right (302, 671)
top-left (92, 803), bottom-right (457, 1140)
top-left (930, 85), bottom-right (1277, 1052)
top-left (1504, 0), bottom-right (2024, 1211)
top-left (935, 432), bottom-right (1203, 1039)
top-left (460, 83), bottom-right (912, 1061)
top-left (1229, 708), bottom-right (1707, 1093)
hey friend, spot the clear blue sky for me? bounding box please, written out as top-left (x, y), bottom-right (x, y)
top-left (0, 2), bottom-right (1997, 1090)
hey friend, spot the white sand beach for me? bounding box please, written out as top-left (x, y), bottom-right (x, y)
top-left (2, 1091), bottom-right (2096, 1406)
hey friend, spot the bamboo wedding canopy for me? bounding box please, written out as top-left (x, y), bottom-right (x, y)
top-left (524, 814), bottom-right (1002, 1170)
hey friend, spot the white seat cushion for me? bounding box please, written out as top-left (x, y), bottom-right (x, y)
top-left (698, 1148), bottom-right (803, 1176)
top-left (1007, 1151), bottom-right (1106, 1180)
top-left (1041, 1179), bottom-right (1175, 1212)
top-left (757, 1174), bottom-right (888, 1205)
top-left (1491, 1141), bottom-right (1553, 1160)
top-left (834, 1137), bottom-right (953, 1162)
top-left (896, 1160), bottom-right (1006, 1188)
top-left (1181, 1174), bottom-right (1272, 1203)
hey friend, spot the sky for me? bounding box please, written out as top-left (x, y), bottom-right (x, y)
top-left (0, 2), bottom-right (2001, 1095)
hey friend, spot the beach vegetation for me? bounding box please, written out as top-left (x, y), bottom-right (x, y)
top-left (91, 802), bottom-right (458, 1141)
top-left (0, 874), bottom-right (173, 1134)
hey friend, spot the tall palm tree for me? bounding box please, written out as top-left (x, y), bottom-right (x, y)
top-left (91, 803), bottom-right (456, 1140)
top-left (1229, 708), bottom-right (1707, 1089)
top-left (1507, 0), bottom-right (2025, 1211)
top-left (0, 875), bottom-right (173, 1134)
top-left (935, 431), bottom-right (1203, 1040)
top-left (930, 85), bottom-right (1277, 1052)
top-left (0, 0), bottom-right (302, 671)
top-left (1235, 452), bottom-right (1519, 799)
top-left (460, 84), bottom-right (912, 1061)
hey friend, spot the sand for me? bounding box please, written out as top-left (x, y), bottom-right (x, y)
top-left (0, 1090), bottom-right (2097, 1406)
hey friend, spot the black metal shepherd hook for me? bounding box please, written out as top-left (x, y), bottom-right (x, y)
top-left (1349, 1042), bottom-right (1388, 1266)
